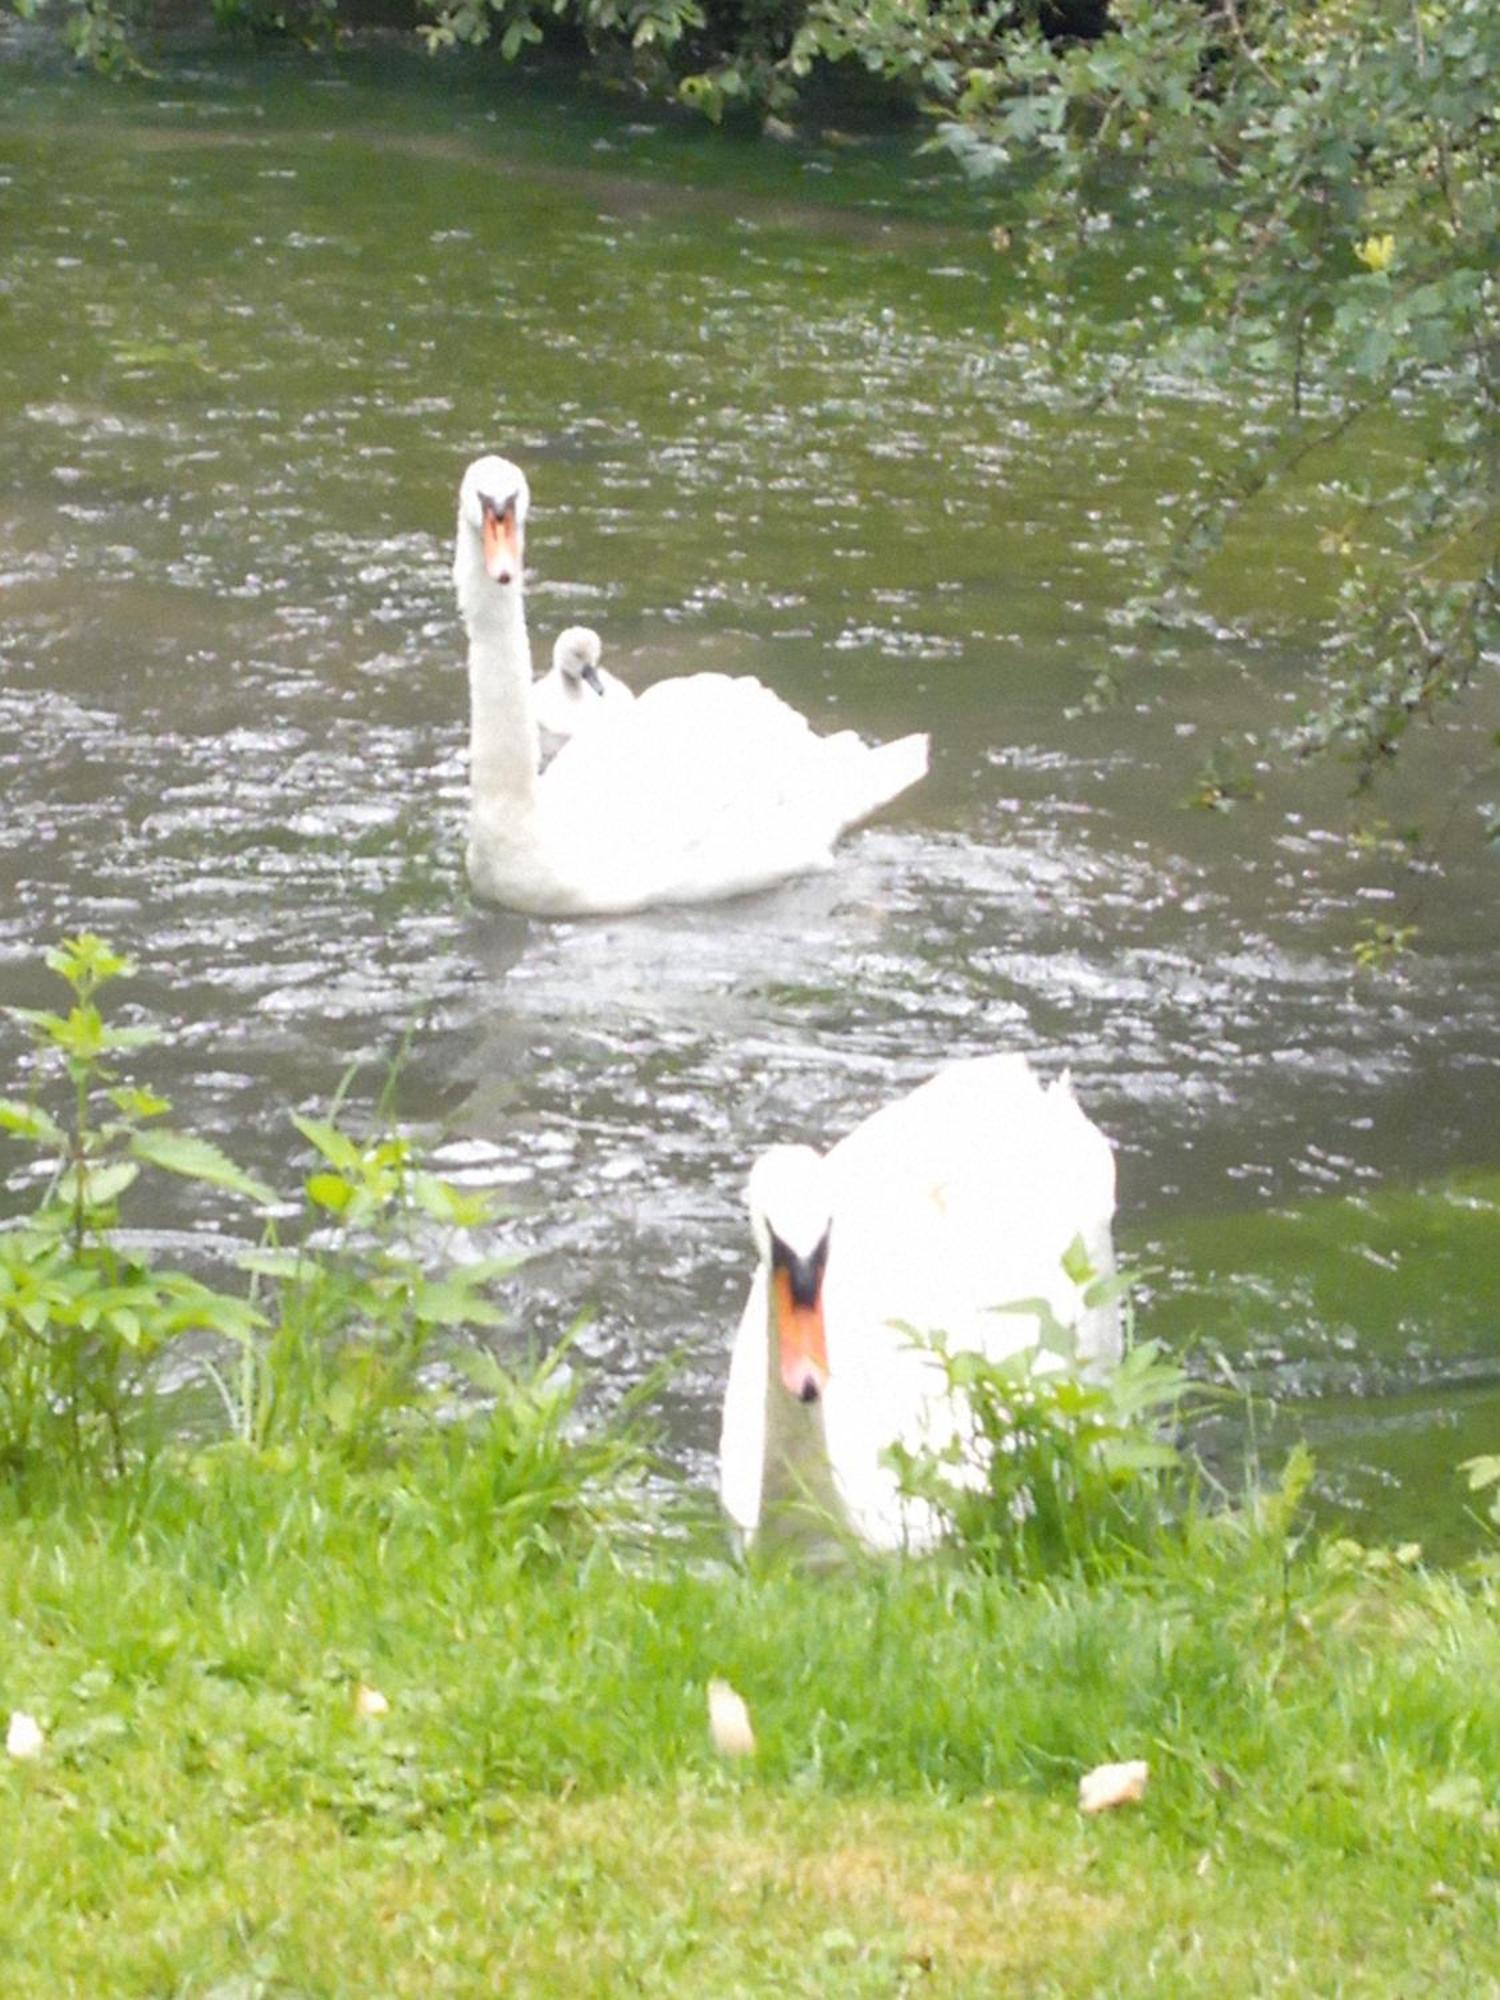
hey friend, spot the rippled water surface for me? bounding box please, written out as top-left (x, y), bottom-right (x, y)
top-left (3, 45), bottom-right (1498, 1548)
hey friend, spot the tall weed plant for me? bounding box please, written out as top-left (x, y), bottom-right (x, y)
top-left (888, 1282), bottom-right (1200, 1579)
top-left (0, 937), bottom-right (649, 1543)
top-left (0, 935), bottom-right (268, 1477)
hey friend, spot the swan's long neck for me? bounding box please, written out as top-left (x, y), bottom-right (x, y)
top-left (758, 1285), bottom-right (845, 1560)
top-left (456, 538), bottom-right (540, 819)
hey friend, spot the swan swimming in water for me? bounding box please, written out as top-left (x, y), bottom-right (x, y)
top-left (719, 1055), bottom-right (1122, 1558)
top-left (534, 625), bottom-right (634, 766)
top-left (454, 454), bottom-right (929, 917)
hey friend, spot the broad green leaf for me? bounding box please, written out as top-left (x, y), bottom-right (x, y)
top-left (57, 1159), bottom-right (139, 1208)
top-left (0, 1099), bottom-right (66, 1146)
top-left (131, 1129), bottom-right (276, 1205)
top-left (412, 1278), bottom-right (508, 1329)
top-left (449, 1347), bottom-right (521, 1393)
top-left (1082, 1269), bottom-right (1135, 1311)
top-left (7, 1006), bottom-right (72, 1038)
top-left (156, 1279), bottom-right (267, 1339)
top-left (290, 1114), bottom-right (363, 1173)
top-left (45, 934), bottom-right (136, 989)
top-left (236, 1247), bottom-right (307, 1279)
top-left (97, 1024), bottom-right (161, 1050)
top-left (107, 1305), bottom-right (143, 1349)
top-left (412, 1173), bottom-right (506, 1229)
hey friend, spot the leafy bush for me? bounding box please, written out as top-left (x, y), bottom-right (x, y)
top-left (907, 0), bottom-right (1498, 791)
top-left (222, 1110), bottom-right (519, 1460)
top-left (888, 1307), bottom-right (1196, 1579)
top-left (0, 937), bottom-right (653, 1545)
top-left (207, 0), bottom-right (341, 49)
top-left (0, 936), bottom-right (270, 1477)
top-left (6, 0), bottom-right (147, 70)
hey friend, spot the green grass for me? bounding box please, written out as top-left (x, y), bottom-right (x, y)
top-left (2, 940), bottom-right (1497, 1992)
top-left (0, 1449), bottom-right (1497, 1996)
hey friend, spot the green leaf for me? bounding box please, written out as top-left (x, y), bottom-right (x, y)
top-left (290, 1114), bottom-right (363, 1173)
top-left (411, 1174), bottom-right (507, 1229)
top-left (108, 1086), bottom-right (172, 1121)
top-left (131, 1130), bottom-right (276, 1206)
top-left (45, 934), bottom-right (136, 989)
top-left (1082, 1269), bottom-right (1134, 1312)
top-left (236, 1247), bottom-right (307, 1280)
top-left (412, 1278), bottom-right (508, 1329)
top-left (57, 1159), bottom-right (139, 1208)
top-left (107, 1305), bottom-right (143, 1349)
top-left (450, 1347), bottom-right (517, 1395)
top-left (7, 1006), bottom-right (73, 1040)
top-left (457, 1253), bottom-right (528, 1285)
top-left (1060, 1234), bottom-right (1098, 1286)
top-left (306, 1172), bottom-right (354, 1213)
top-left (0, 1099), bottom-right (66, 1146)
top-left (157, 1279), bottom-right (267, 1340)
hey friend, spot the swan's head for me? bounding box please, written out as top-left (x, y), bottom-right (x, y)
top-left (748, 1144), bottom-right (833, 1405)
top-left (456, 454), bottom-right (530, 591)
top-left (553, 625), bottom-right (604, 694)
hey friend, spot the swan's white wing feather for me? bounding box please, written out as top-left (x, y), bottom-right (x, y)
top-left (536, 674), bottom-right (927, 910)
top-left (814, 1056), bottom-right (1120, 1547)
top-left (824, 1055), bottom-right (1118, 1366)
top-left (719, 1271), bottom-right (768, 1537)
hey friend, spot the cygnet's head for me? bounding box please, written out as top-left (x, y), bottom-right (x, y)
top-left (748, 1145), bottom-right (833, 1405)
top-left (553, 625), bottom-right (604, 695)
top-left (456, 454), bottom-right (530, 590)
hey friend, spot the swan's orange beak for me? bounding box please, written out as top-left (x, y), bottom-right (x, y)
top-left (773, 1263), bottom-right (829, 1404)
top-left (481, 498), bottom-right (522, 585)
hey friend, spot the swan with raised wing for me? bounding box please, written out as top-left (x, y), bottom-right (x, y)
top-left (534, 625), bottom-right (633, 766)
top-left (719, 1055), bottom-right (1121, 1558)
top-left (454, 454), bottom-right (929, 917)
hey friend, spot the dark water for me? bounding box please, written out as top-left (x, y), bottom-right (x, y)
top-left (2, 44), bottom-right (1497, 1550)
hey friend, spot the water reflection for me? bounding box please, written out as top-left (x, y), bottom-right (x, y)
top-left (2, 49), bottom-right (1498, 1548)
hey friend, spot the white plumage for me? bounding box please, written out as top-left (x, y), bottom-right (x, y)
top-left (534, 625), bottom-right (633, 766)
top-left (454, 454), bottom-right (929, 918)
top-left (719, 1055), bottom-right (1122, 1556)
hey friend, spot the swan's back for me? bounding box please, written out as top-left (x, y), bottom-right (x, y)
top-left (824, 1054), bottom-right (1119, 1367)
top-left (535, 672), bottom-right (927, 911)
top-left (820, 1056), bottom-right (1119, 1548)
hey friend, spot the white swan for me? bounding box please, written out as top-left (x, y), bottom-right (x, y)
top-left (454, 454), bottom-right (929, 917)
top-left (534, 625), bottom-right (634, 766)
top-left (719, 1055), bottom-right (1122, 1558)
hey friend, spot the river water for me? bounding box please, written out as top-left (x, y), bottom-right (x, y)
top-left (2, 43), bottom-right (1497, 1550)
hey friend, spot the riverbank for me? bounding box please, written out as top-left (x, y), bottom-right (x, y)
top-left (2, 1440), bottom-right (1497, 1994)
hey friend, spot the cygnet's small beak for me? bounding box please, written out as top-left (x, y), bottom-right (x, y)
top-left (481, 494), bottom-right (522, 585)
top-left (580, 661), bottom-right (605, 697)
